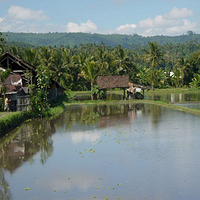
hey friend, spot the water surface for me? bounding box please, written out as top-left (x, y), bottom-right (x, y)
top-left (1, 103), bottom-right (200, 200)
top-left (145, 92), bottom-right (200, 103)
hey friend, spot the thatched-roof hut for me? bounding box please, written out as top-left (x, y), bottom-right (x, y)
top-left (97, 76), bottom-right (129, 99)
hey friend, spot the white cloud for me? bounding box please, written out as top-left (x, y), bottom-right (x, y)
top-left (138, 15), bottom-right (181, 28)
top-left (70, 131), bottom-right (101, 143)
top-left (115, 7), bottom-right (199, 36)
top-left (0, 5), bottom-right (199, 36)
top-left (115, 23), bottom-right (137, 34)
top-left (0, 17), bottom-right (4, 23)
top-left (36, 171), bottom-right (99, 192)
top-left (7, 5), bottom-right (49, 21)
top-left (66, 20), bottom-right (98, 33)
top-left (166, 19), bottom-right (197, 34)
top-left (165, 7), bottom-right (194, 19)
top-left (116, 23), bottom-right (137, 31)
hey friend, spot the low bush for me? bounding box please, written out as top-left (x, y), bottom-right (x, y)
top-left (0, 98), bottom-right (3, 111)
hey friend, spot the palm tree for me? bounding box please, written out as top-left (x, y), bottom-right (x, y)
top-left (50, 49), bottom-right (73, 87)
top-left (81, 60), bottom-right (103, 100)
top-left (95, 47), bottom-right (109, 72)
top-left (22, 48), bottom-right (39, 67)
top-left (175, 57), bottom-right (189, 86)
top-left (38, 46), bottom-right (53, 68)
top-left (142, 42), bottom-right (164, 90)
top-left (172, 66), bottom-right (181, 88)
top-left (114, 45), bottom-right (131, 76)
top-left (0, 32), bottom-right (7, 57)
top-left (9, 46), bottom-right (22, 57)
top-left (74, 51), bottom-right (89, 69)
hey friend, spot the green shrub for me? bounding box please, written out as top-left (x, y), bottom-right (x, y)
top-left (0, 98), bottom-right (3, 111)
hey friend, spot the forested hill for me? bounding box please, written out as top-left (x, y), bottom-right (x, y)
top-left (3, 31), bottom-right (200, 48)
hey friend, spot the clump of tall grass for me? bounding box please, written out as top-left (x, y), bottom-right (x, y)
top-left (0, 111), bottom-right (35, 136)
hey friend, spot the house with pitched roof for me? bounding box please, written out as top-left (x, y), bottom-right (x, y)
top-left (0, 51), bottom-right (66, 111)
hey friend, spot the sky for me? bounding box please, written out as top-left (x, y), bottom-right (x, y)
top-left (0, 0), bottom-right (200, 36)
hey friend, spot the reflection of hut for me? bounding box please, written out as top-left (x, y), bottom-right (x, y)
top-left (98, 104), bottom-right (144, 128)
top-left (0, 141), bottom-right (24, 159)
top-left (97, 76), bottom-right (129, 99)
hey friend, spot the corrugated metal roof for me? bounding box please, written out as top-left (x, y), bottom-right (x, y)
top-left (4, 84), bottom-right (22, 94)
top-left (2, 75), bottom-right (22, 94)
top-left (5, 74), bottom-right (22, 85)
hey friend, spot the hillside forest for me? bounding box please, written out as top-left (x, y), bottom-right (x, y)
top-left (1, 32), bottom-right (200, 93)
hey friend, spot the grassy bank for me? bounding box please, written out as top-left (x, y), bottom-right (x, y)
top-left (0, 95), bottom-right (69, 136)
top-left (0, 111), bottom-right (35, 136)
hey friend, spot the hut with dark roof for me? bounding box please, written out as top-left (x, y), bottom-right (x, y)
top-left (0, 51), bottom-right (66, 111)
top-left (97, 76), bottom-right (129, 99)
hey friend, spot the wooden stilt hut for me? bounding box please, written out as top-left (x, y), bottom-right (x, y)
top-left (97, 76), bottom-right (129, 99)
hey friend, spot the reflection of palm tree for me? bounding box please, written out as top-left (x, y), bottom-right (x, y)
top-left (40, 138), bottom-right (53, 165)
top-left (0, 169), bottom-right (12, 200)
top-left (29, 120), bottom-right (54, 165)
top-left (63, 105), bottom-right (100, 130)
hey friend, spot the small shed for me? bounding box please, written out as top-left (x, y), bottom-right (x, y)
top-left (48, 80), bottom-right (66, 101)
top-left (0, 51), bottom-right (66, 106)
top-left (97, 76), bottom-right (129, 99)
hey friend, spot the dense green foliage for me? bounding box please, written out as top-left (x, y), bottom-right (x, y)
top-left (1, 31), bottom-right (200, 96)
top-left (29, 47), bottom-right (52, 115)
top-left (3, 31), bottom-right (200, 48)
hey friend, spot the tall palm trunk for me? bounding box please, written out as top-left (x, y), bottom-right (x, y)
top-left (91, 80), bottom-right (95, 100)
top-left (152, 67), bottom-right (155, 90)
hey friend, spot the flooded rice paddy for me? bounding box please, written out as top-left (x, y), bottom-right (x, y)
top-left (1, 102), bottom-right (200, 200)
top-left (145, 92), bottom-right (200, 103)
top-left (75, 91), bottom-right (200, 104)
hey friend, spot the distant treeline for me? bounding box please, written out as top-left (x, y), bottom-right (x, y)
top-left (2, 31), bottom-right (200, 48)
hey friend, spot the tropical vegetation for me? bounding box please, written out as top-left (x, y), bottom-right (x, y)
top-left (1, 31), bottom-right (200, 110)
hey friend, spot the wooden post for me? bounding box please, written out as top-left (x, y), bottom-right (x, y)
top-left (7, 54), bottom-right (9, 69)
top-left (123, 88), bottom-right (126, 100)
top-left (103, 89), bottom-right (107, 100)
